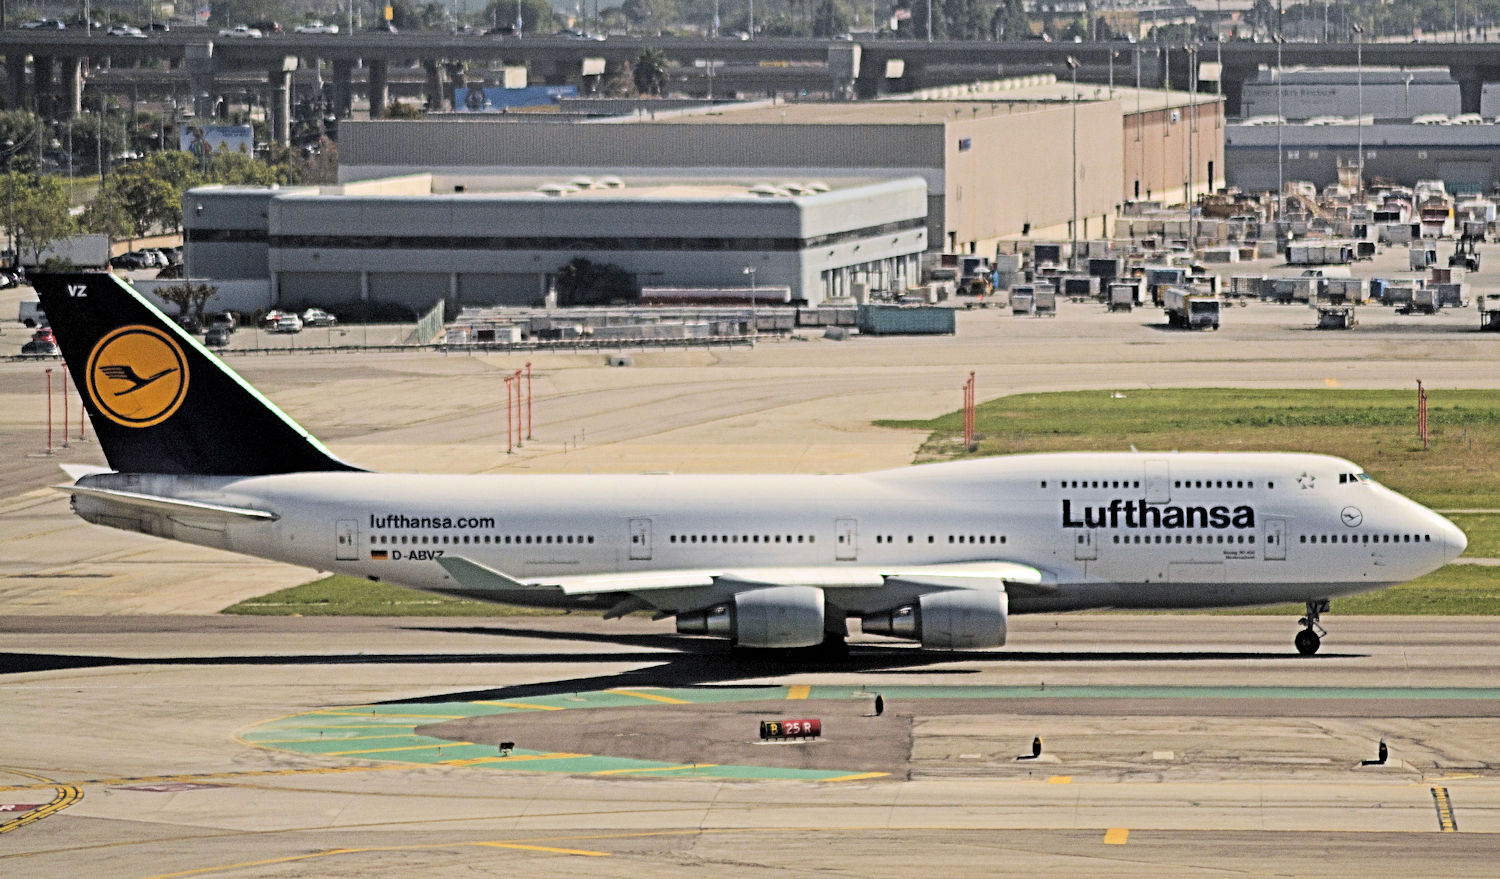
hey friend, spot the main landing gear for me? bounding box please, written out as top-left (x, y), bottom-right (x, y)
top-left (1295, 599), bottom-right (1329, 655)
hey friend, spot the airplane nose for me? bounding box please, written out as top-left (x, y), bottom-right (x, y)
top-left (1443, 517), bottom-right (1468, 563)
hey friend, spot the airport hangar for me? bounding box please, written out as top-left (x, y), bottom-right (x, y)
top-left (183, 86), bottom-right (1221, 312)
top-left (335, 85), bottom-right (1222, 255)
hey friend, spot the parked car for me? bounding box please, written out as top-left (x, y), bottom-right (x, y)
top-left (269, 314), bottom-right (303, 334)
top-left (208, 312), bottom-right (238, 330)
top-left (218, 25), bottom-right (263, 38)
top-left (204, 326), bottom-right (233, 347)
top-left (301, 308), bottom-right (337, 327)
top-left (294, 20), bottom-right (339, 34)
top-left (32, 327), bottom-right (56, 345)
top-left (110, 252), bottom-right (149, 270)
top-left (21, 339), bottom-right (60, 356)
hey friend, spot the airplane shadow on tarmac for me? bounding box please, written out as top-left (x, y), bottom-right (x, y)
top-left (0, 621), bottom-right (1360, 686)
top-left (381, 623), bottom-right (1360, 705)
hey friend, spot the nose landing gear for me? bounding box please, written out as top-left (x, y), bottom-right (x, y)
top-left (1295, 599), bottom-right (1329, 655)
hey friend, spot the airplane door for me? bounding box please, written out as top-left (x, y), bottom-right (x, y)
top-left (835, 517), bottom-right (858, 561)
top-left (1074, 529), bottom-right (1098, 561)
top-left (335, 519), bottom-right (358, 561)
top-left (1145, 460), bottom-right (1171, 504)
top-left (1263, 518), bottom-right (1286, 561)
top-left (629, 518), bottom-right (652, 561)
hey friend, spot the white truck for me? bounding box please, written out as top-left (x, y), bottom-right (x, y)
top-left (18, 300), bottom-right (46, 327)
top-left (1162, 286), bottom-right (1220, 330)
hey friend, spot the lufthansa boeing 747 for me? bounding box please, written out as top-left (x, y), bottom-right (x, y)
top-left (35, 273), bottom-right (1466, 655)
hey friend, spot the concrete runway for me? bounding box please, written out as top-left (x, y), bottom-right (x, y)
top-left (3, 615), bottom-right (1500, 877)
top-left (5, 251), bottom-right (1500, 875)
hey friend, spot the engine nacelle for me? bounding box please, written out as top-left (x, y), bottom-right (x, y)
top-left (862, 589), bottom-right (1008, 650)
top-left (676, 585), bottom-right (826, 648)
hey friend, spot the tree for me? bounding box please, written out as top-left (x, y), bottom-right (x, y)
top-left (991, 0), bottom-right (1030, 39)
top-left (620, 0), bottom-right (682, 33)
top-left (554, 258), bottom-right (638, 306)
top-left (154, 281), bottom-right (219, 326)
top-left (0, 111), bottom-right (44, 171)
top-left (633, 49), bottom-right (670, 96)
top-left (79, 188), bottom-right (135, 241)
top-left (812, 0), bottom-right (848, 37)
top-left (482, 0), bottom-right (556, 33)
top-left (4, 172), bottom-right (76, 265)
top-left (384, 101), bottom-right (425, 119)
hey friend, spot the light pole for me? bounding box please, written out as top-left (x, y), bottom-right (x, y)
top-left (1353, 23), bottom-right (1364, 195)
top-left (742, 266), bottom-right (757, 340)
top-left (1187, 46), bottom-right (1197, 242)
top-left (1067, 56), bottom-right (1079, 267)
top-left (1276, 35), bottom-right (1285, 225)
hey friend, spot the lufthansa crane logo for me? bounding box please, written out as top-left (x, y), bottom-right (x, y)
top-left (86, 325), bottom-right (189, 428)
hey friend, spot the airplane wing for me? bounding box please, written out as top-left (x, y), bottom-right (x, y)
top-left (436, 556), bottom-right (1052, 598)
top-left (55, 484), bottom-right (279, 522)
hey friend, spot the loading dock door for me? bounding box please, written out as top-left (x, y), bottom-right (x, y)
top-left (1264, 518), bottom-right (1286, 561)
top-left (629, 518), bottom-right (652, 561)
top-left (1145, 460), bottom-right (1171, 504)
top-left (835, 517), bottom-right (858, 561)
top-left (336, 519), bottom-right (358, 561)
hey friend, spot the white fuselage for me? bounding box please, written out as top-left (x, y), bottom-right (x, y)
top-left (71, 451), bottom-right (1464, 619)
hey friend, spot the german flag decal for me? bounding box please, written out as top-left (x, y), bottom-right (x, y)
top-left (370, 550), bottom-right (388, 560)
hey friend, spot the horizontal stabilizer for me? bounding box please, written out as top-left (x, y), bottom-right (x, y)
top-left (59, 464), bottom-right (113, 481)
top-left (56, 484), bottom-right (278, 521)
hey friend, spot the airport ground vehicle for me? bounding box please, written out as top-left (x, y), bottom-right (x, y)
top-left (18, 300), bottom-right (45, 327)
top-left (32, 273), bottom-right (1466, 656)
top-left (301, 308), bottom-right (337, 327)
top-left (1162, 287), bottom-right (1221, 330)
top-left (204, 326), bottom-right (232, 347)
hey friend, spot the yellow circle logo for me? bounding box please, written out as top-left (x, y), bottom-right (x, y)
top-left (86, 325), bottom-right (189, 429)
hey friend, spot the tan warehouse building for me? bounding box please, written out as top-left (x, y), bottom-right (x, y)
top-left (339, 84), bottom-right (1223, 259)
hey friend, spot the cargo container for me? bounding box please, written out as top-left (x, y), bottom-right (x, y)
top-left (1409, 244), bottom-right (1438, 270)
top-left (1108, 281), bottom-right (1143, 311)
top-left (1162, 287), bottom-right (1220, 330)
top-left (1286, 240), bottom-right (1355, 265)
top-left (1398, 288), bottom-right (1438, 315)
top-left (857, 305), bottom-right (956, 335)
top-left (1087, 257), bottom-right (1123, 280)
top-left (1480, 296), bottom-right (1500, 330)
top-left (1433, 283), bottom-right (1468, 309)
top-left (1034, 288), bottom-right (1057, 317)
top-left (1320, 277), bottom-right (1365, 304)
top-left (1011, 287), bottom-right (1035, 315)
top-left (1060, 275), bottom-right (1100, 301)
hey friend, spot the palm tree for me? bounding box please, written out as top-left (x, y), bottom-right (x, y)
top-left (633, 49), bottom-right (669, 97)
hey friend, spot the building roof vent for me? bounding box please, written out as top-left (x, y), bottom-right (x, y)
top-left (596, 175), bottom-right (625, 189)
top-left (748, 183), bottom-right (789, 197)
top-left (537, 182), bottom-right (579, 196)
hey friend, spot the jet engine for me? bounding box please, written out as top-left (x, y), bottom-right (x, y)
top-left (862, 589), bottom-right (1008, 649)
top-left (676, 585), bottom-right (826, 648)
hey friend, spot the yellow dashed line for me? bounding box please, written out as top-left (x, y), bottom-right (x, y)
top-left (787, 685), bottom-right (811, 700)
top-left (1047, 776), bottom-right (1072, 784)
top-left (1103, 828), bottom-right (1130, 845)
top-left (322, 742), bottom-right (476, 757)
top-left (473, 700), bottom-right (565, 711)
top-left (0, 784), bottom-right (81, 834)
top-left (607, 688), bottom-right (690, 705)
top-left (591, 764), bottom-right (718, 776)
top-left (818, 772), bottom-right (889, 783)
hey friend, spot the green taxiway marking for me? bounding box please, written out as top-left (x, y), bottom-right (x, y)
top-left (248, 685), bottom-right (1500, 781)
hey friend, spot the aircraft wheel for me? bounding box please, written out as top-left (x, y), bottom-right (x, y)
top-left (1295, 628), bottom-right (1321, 656)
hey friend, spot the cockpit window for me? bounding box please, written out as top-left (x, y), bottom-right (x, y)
top-left (1338, 472), bottom-right (1372, 485)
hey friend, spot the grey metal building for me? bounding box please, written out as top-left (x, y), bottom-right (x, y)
top-left (1227, 122), bottom-right (1500, 193)
top-left (183, 174), bottom-right (928, 311)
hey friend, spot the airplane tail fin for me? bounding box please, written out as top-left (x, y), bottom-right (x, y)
top-left (32, 272), bottom-right (360, 476)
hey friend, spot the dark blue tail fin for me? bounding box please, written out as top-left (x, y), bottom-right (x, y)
top-left (33, 272), bottom-right (360, 476)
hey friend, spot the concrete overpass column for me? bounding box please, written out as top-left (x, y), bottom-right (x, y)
top-left (185, 42), bottom-right (216, 120)
top-left (1219, 66), bottom-right (1255, 117)
top-left (331, 59), bottom-right (353, 119)
top-left (269, 66), bottom-right (292, 147)
top-left (5, 54), bottom-right (26, 111)
top-left (32, 55), bottom-right (52, 118)
top-left (1451, 66), bottom-right (1484, 115)
top-left (368, 59), bottom-right (388, 118)
top-left (443, 62), bottom-right (464, 110)
top-left (423, 60), bottom-right (445, 111)
top-left (61, 57), bottom-right (82, 119)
